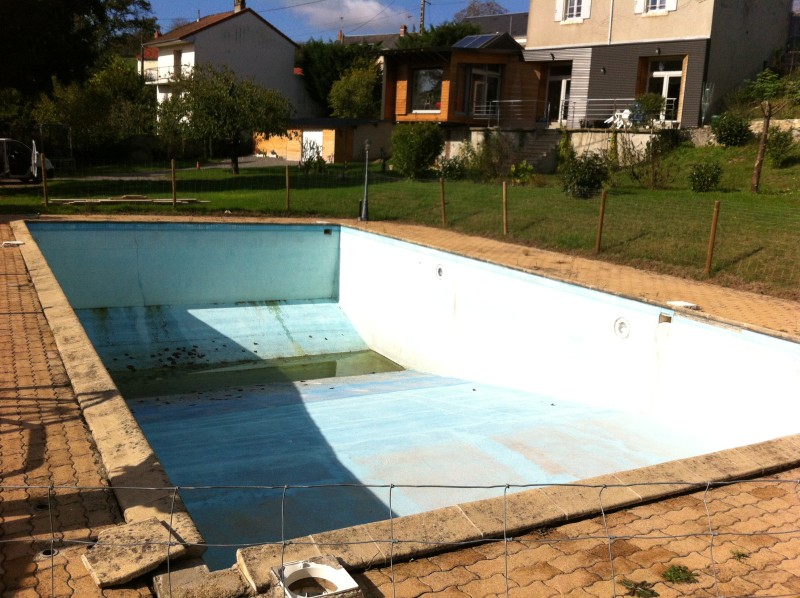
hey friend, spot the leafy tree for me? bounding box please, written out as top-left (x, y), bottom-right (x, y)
top-left (296, 40), bottom-right (379, 116)
top-left (396, 21), bottom-right (482, 49)
top-left (740, 70), bottom-right (798, 192)
top-left (0, 0), bottom-right (155, 97)
top-left (166, 64), bottom-right (293, 173)
top-left (329, 60), bottom-right (382, 118)
top-left (32, 57), bottom-right (156, 155)
top-left (454, 0), bottom-right (508, 21)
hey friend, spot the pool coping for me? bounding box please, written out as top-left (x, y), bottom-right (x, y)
top-left (11, 216), bottom-right (800, 594)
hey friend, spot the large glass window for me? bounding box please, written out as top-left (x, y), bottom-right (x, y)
top-left (647, 58), bottom-right (683, 121)
top-left (470, 65), bottom-right (501, 116)
top-left (411, 68), bottom-right (443, 112)
top-left (646, 0), bottom-right (666, 10)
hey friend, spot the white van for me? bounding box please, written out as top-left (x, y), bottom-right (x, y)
top-left (0, 138), bottom-right (55, 181)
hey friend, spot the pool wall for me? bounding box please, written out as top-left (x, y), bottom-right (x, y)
top-left (28, 222), bottom-right (341, 307)
top-left (338, 228), bottom-right (800, 444)
top-left (27, 223), bottom-right (366, 369)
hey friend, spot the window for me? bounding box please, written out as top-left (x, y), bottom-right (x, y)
top-left (470, 65), bottom-right (502, 116)
top-left (634, 0), bottom-right (677, 14)
top-left (555, 0), bottom-right (591, 22)
top-left (565, 0), bottom-right (582, 19)
top-left (411, 68), bottom-right (443, 112)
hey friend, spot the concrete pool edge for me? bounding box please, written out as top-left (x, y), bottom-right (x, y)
top-left (11, 216), bottom-right (800, 593)
top-left (11, 219), bottom-right (206, 561)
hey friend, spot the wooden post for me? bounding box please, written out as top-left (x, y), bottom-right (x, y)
top-left (171, 159), bottom-right (177, 208)
top-left (705, 200), bottom-right (721, 276)
top-left (285, 164), bottom-right (290, 212)
top-left (502, 181), bottom-right (508, 236)
top-left (41, 152), bottom-right (49, 208)
top-left (595, 190), bottom-right (607, 254)
top-left (440, 177), bottom-right (446, 226)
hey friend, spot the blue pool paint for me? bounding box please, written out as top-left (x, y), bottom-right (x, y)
top-left (28, 221), bottom-right (800, 570)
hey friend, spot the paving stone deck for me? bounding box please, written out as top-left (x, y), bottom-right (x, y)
top-left (1, 216), bottom-right (798, 597)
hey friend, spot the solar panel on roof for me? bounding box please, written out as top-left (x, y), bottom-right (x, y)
top-left (452, 34), bottom-right (498, 48)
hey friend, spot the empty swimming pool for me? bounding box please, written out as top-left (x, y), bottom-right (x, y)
top-left (27, 221), bottom-right (800, 570)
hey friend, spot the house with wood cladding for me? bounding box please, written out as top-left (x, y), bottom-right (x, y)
top-left (381, 0), bottom-right (793, 131)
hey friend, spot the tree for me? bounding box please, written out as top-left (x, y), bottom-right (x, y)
top-left (454, 0), bottom-right (508, 21)
top-left (743, 70), bottom-right (798, 193)
top-left (0, 0), bottom-right (155, 97)
top-left (166, 64), bottom-right (293, 173)
top-left (32, 56), bottom-right (156, 155)
top-left (328, 60), bottom-right (382, 119)
top-left (296, 40), bottom-right (380, 117)
top-left (396, 21), bottom-right (482, 49)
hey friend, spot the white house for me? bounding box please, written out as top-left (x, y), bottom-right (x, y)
top-left (142, 0), bottom-right (316, 117)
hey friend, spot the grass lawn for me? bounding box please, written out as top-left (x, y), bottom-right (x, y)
top-left (1, 141), bottom-right (798, 300)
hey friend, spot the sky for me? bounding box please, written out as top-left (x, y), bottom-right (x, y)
top-left (147, 0), bottom-right (531, 43)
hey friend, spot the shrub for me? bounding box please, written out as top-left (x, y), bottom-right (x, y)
top-left (561, 153), bottom-right (609, 198)
top-left (557, 129), bottom-right (575, 169)
top-left (689, 160), bottom-right (722, 192)
top-left (631, 92), bottom-right (666, 128)
top-left (711, 112), bottom-right (752, 146)
top-left (509, 160), bottom-right (537, 186)
top-left (299, 139), bottom-right (326, 174)
top-left (767, 127), bottom-right (795, 167)
top-left (437, 154), bottom-right (467, 180)
top-left (462, 131), bottom-right (512, 181)
top-left (390, 123), bottom-right (444, 178)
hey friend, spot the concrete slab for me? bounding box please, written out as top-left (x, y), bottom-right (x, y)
top-left (152, 559), bottom-right (209, 598)
top-left (81, 517), bottom-right (189, 588)
top-left (166, 568), bottom-right (252, 598)
top-left (237, 537), bottom-right (321, 594)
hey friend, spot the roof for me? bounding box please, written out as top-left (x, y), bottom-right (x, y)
top-left (381, 31), bottom-right (521, 58)
top-left (338, 33), bottom-right (402, 50)
top-left (136, 46), bottom-right (159, 61)
top-left (463, 12), bottom-right (529, 38)
top-left (144, 8), bottom-right (297, 48)
top-left (452, 32), bottom-right (521, 50)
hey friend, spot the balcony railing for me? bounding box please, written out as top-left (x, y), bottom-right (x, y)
top-left (143, 64), bottom-right (193, 84)
top-left (470, 97), bottom-right (679, 129)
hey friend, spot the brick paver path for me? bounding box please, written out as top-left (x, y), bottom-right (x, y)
top-left (0, 222), bottom-right (151, 597)
top-left (355, 469), bottom-right (800, 597)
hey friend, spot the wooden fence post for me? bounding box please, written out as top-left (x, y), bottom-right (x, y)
top-left (595, 190), bottom-right (607, 254)
top-left (502, 181), bottom-right (508, 236)
top-left (705, 200), bottom-right (721, 276)
top-left (41, 153), bottom-right (49, 208)
top-left (171, 159), bottom-right (177, 208)
top-left (285, 164), bottom-right (290, 212)
top-left (440, 177), bottom-right (446, 227)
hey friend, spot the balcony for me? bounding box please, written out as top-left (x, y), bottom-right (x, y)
top-left (143, 64), bottom-right (193, 85)
top-left (472, 97), bottom-right (679, 129)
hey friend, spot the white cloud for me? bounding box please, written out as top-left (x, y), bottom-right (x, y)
top-left (291, 0), bottom-right (411, 35)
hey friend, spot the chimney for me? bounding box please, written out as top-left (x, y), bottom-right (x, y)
top-left (234, 0), bottom-right (246, 12)
top-left (154, 29), bottom-right (160, 38)
top-left (400, 24), bottom-right (407, 36)
top-left (337, 29), bottom-right (344, 42)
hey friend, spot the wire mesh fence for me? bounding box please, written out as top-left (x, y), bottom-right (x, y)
top-left (8, 155), bottom-right (800, 300)
top-left (1, 475), bottom-right (799, 597)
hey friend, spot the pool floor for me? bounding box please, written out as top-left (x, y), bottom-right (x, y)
top-left (127, 369), bottom-right (723, 570)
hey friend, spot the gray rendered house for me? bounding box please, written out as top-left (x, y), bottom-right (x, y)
top-left (525, 0), bottom-right (793, 128)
